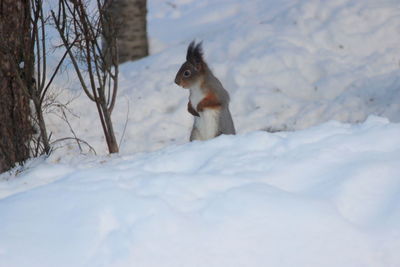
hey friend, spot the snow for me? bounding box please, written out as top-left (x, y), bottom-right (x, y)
top-left (1, 0), bottom-right (400, 266)
top-left (1, 117), bottom-right (400, 267)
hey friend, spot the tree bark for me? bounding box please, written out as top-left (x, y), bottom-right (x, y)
top-left (0, 0), bottom-right (33, 173)
top-left (106, 0), bottom-right (149, 64)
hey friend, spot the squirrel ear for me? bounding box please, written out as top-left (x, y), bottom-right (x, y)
top-left (186, 41), bottom-right (204, 65)
top-left (186, 41), bottom-right (195, 62)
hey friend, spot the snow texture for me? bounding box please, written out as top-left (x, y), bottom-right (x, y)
top-left (1, 0), bottom-right (400, 266)
top-left (1, 117), bottom-right (400, 267)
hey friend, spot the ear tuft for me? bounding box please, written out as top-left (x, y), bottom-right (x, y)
top-left (186, 41), bottom-right (203, 64)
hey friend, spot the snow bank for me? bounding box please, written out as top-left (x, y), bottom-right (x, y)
top-left (1, 117), bottom-right (399, 267)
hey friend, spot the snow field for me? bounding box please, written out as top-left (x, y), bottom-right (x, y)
top-left (1, 117), bottom-right (400, 267)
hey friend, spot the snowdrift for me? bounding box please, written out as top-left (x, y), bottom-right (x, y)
top-left (1, 117), bottom-right (400, 267)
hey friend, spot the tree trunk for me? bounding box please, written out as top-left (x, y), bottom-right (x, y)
top-left (106, 0), bottom-right (149, 64)
top-left (0, 0), bottom-right (33, 173)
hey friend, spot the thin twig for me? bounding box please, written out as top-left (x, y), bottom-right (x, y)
top-left (51, 10), bottom-right (95, 101)
top-left (40, 35), bottom-right (78, 105)
top-left (51, 137), bottom-right (97, 155)
top-left (60, 105), bottom-right (82, 151)
top-left (119, 97), bottom-right (130, 147)
top-left (40, 3), bottom-right (47, 92)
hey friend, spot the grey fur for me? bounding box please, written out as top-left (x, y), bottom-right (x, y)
top-left (200, 66), bottom-right (235, 137)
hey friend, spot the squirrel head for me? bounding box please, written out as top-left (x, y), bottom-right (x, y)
top-left (175, 41), bottom-right (205, 88)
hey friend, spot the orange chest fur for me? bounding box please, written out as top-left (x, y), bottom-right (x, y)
top-left (188, 89), bottom-right (221, 117)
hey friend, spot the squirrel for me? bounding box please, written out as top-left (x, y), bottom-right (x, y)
top-left (174, 41), bottom-right (236, 141)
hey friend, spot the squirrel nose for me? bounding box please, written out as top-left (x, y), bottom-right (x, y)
top-left (174, 75), bottom-right (180, 86)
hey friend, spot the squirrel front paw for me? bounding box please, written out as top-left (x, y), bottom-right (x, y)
top-left (188, 101), bottom-right (200, 117)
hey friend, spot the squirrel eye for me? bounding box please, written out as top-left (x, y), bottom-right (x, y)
top-left (183, 70), bottom-right (191, 77)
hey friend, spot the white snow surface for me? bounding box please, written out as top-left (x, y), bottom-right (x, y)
top-left (1, 0), bottom-right (400, 266)
top-left (1, 117), bottom-right (400, 267)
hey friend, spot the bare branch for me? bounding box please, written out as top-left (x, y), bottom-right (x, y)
top-left (40, 4), bottom-right (47, 92)
top-left (119, 97), bottom-right (130, 147)
top-left (40, 35), bottom-right (78, 105)
top-left (51, 10), bottom-right (95, 101)
top-left (51, 137), bottom-right (97, 155)
top-left (108, 62), bottom-right (118, 113)
top-left (51, 0), bottom-right (120, 153)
